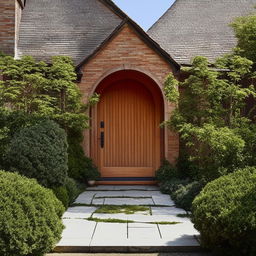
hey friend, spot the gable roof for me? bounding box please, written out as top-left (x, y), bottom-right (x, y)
top-left (17, 0), bottom-right (179, 70)
top-left (148, 0), bottom-right (256, 65)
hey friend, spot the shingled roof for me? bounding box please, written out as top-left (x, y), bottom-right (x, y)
top-left (17, 0), bottom-right (179, 70)
top-left (148, 0), bottom-right (256, 65)
top-left (17, 0), bottom-right (123, 65)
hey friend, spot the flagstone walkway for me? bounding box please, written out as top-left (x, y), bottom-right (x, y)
top-left (54, 186), bottom-right (201, 253)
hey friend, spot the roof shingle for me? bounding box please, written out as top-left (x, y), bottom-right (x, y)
top-left (148, 0), bottom-right (256, 65)
top-left (17, 0), bottom-right (123, 65)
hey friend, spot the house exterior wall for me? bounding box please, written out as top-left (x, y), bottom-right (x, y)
top-left (79, 24), bottom-right (179, 164)
top-left (0, 0), bottom-right (22, 57)
top-left (0, 0), bottom-right (15, 56)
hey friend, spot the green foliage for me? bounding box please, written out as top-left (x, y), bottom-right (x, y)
top-left (53, 186), bottom-right (69, 209)
top-left (159, 178), bottom-right (189, 195)
top-left (164, 73), bottom-right (179, 104)
top-left (84, 157), bottom-right (100, 180)
top-left (0, 55), bottom-right (99, 176)
top-left (235, 122), bottom-right (256, 166)
top-left (65, 177), bottom-right (81, 204)
top-left (171, 181), bottom-right (202, 211)
top-left (67, 132), bottom-right (88, 181)
top-left (231, 14), bottom-right (256, 63)
top-left (0, 55), bottom-right (99, 132)
top-left (6, 120), bottom-right (68, 188)
top-left (155, 160), bottom-right (178, 183)
top-left (68, 132), bottom-right (100, 181)
top-left (182, 124), bottom-right (245, 181)
top-left (192, 167), bottom-right (256, 255)
top-left (164, 55), bottom-right (255, 182)
top-left (53, 177), bottom-right (81, 208)
top-left (0, 109), bottom-right (45, 169)
top-left (0, 171), bottom-right (64, 256)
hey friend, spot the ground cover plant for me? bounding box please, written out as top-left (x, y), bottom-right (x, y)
top-left (0, 171), bottom-right (64, 256)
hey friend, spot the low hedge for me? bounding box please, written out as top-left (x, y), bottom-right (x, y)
top-left (0, 171), bottom-right (64, 256)
top-left (192, 167), bottom-right (256, 255)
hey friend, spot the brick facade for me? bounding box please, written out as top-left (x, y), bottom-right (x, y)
top-left (0, 0), bottom-right (22, 56)
top-left (79, 24), bottom-right (179, 164)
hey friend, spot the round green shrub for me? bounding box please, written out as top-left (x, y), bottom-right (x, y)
top-left (6, 120), bottom-right (68, 188)
top-left (53, 186), bottom-right (69, 209)
top-left (192, 167), bottom-right (256, 255)
top-left (172, 181), bottom-right (202, 211)
top-left (0, 171), bottom-right (64, 256)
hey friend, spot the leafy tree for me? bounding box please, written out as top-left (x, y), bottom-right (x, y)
top-left (0, 55), bottom-right (99, 132)
top-left (232, 13), bottom-right (256, 63)
top-left (164, 56), bottom-right (255, 182)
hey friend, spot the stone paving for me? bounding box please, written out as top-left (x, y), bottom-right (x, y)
top-left (55, 186), bottom-right (201, 253)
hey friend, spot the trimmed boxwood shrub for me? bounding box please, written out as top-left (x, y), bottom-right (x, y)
top-left (6, 120), bottom-right (68, 188)
top-left (192, 167), bottom-right (256, 255)
top-left (0, 171), bottom-right (64, 256)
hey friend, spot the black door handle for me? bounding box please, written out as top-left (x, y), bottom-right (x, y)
top-left (100, 132), bottom-right (104, 148)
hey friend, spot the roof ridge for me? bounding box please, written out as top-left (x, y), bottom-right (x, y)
top-left (147, 0), bottom-right (180, 32)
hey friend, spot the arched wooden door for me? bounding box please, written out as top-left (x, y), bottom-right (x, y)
top-left (91, 72), bottom-right (163, 184)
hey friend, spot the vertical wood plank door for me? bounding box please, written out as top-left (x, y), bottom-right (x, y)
top-left (95, 79), bottom-right (161, 180)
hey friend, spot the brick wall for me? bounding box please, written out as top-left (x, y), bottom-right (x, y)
top-left (79, 24), bottom-right (179, 164)
top-left (0, 0), bottom-right (20, 56)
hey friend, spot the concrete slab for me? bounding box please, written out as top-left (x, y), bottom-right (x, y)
top-left (90, 222), bottom-right (128, 246)
top-left (111, 185), bottom-right (159, 191)
top-left (152, 195), bottom-right (175, 206)
top-left (128, 223), bottom-right (161, 241)
top-left (74, 192), bottom-right (96, 205)
top-left (159, 222), bottom-right (200, 246)
top-left (151, 206), bottom-right (187, 216)
top-left (92, 198), bottom-right (104, 205)
top-left (58, 219), bottom-right (96, 246)
top-left (94, 191), bottom-right (126, 197)
top-left (63, 207), bottom-right (97, 219)
top-left (124, 190), bottom-right (162, 197)
top-left (87, 186), bottom-right (115, 191)
top-left (104, 198), bottom-right (154, 206)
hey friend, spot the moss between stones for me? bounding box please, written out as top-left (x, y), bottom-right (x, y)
top-left (94, 205), bottom-right (150, 215)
